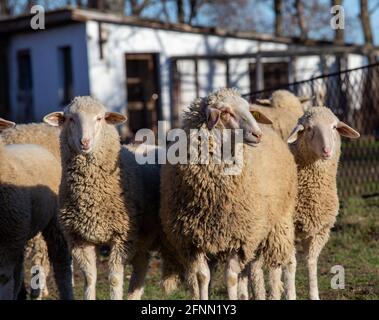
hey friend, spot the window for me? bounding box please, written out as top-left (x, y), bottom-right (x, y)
top-left (16, 49), bottom-right (34, 121)
top-left (17, 50), bottom-right (33, 92)
top-left (250, 62), bottom-right (289, 92)
top-left (58, 46), bottom-right (73, 105)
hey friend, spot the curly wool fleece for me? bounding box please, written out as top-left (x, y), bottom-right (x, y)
top-left (160, 88), bottom-right (297, 268)
top-left (58, 98), bottom-right (140, 258)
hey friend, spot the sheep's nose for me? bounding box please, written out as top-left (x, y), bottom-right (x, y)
top-left (252, 131), bottom-right (262, 142)
top-left (322, 147), bottom-right (331, 156)
top-left (80, 138), bottom-right (90, 149)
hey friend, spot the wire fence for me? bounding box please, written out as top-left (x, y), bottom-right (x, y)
top-left (243, 62), bottom-right (379, 199)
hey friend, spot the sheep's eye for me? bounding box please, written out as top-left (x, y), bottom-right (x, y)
top-left (69, 118), bottom-right (74, 123)
top-left (333, 125), bottom-right (337, 129)
top-left (97, 117), bottom-right (102, 122)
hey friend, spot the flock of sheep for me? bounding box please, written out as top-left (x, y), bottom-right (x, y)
top-left (0, 89), bottom-right (360, 300)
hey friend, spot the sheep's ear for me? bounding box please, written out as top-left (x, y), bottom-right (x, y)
top-left (206, 107), bottom-right (221, 130)
top-left (0, 118), bottom-right (15, 130)
top-left (256, 99), bottom-right (271, 106)
top-left (337, 121), bottom-right (360, 139)
top-left (43, 112), bottom-right (65, 126)
top-left (105, 112), bottom-right (127, 125)
top-left (287, 124), bottom-right (305, 143)
top-left (249, 106), bottom-right (273, 125)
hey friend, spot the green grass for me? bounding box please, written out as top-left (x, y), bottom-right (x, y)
top-left (29, 196), bottom-right (379, 300)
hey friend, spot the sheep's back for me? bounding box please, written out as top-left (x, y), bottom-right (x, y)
top-left (0, 144), bottom-right (60, 240)
top-left (1, 123), bottom-right (61, 160)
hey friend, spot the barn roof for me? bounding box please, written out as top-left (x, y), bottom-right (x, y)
top-left (0, 6), bottom-right (378, 54)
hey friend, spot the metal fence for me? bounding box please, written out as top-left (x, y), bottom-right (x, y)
top-left (242, 62), bottom-right (379, 199)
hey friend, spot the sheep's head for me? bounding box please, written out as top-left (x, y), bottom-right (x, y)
top-left (205, 94), bottom-right (273, 146)
top-left (287, 106), bottom-right (360, 160)
top-left (44, 97), bottom-right (126, 154)
top-left (0, 118), bottom-right (15, 131)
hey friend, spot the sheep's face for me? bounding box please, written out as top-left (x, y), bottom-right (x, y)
top-left (0, 118), bottom-right (15, 131)
top-left (288, 107), bottom-right (360, 160)
top-left (44, 98), bottom-right (127, 154)
top-left (206, 96), bottom-right (273, 146)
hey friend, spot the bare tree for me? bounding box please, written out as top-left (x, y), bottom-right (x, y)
top-left (274, 0), bottom-right (283, 37)
top-left (0, 1), bottom-right (12, 16)
top-left (359, 0), bottom-right (375, 62)
top-left (176, 0), bottom-right (185, 23)
top-left (294, 0), bottom-right (307, 39)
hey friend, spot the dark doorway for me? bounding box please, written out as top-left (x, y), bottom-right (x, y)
top-left (58, 46), bottom-right (74, 106)
top-left (16, 49), bottom-right (34, 122)
top-left (125, 53), bottom-right (161, 136)
top-left (0, 40), bottom-right (9, 119)
top-left (249, 61), bottom-right (289, 92)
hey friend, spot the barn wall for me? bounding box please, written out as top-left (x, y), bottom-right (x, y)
top-left (8, 23), bottom-right (90, 122)
top-left (85, 21), bottom-right (288, 128)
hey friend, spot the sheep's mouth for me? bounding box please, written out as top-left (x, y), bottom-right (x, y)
top-left (245, 141), bottom-right (260, 147)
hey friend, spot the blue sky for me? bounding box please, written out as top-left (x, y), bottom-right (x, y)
top-left (14, 0), bottom-right (379, 45)
top-left (142, 0), bottom-right (379, 45)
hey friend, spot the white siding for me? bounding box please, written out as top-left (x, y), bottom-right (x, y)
top-left (85, 21), bottom-right (288, 126)
top-left (8, 23), bottom-right (90, 121)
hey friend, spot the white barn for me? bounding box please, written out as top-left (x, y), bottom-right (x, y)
top-left (0, 7), bottom-right (368, 136)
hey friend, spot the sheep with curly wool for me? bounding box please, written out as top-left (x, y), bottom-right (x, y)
top-left (285, 106), bottom-right (360, 300)
top-left (44, 96), bottom-right (161, 300)
top-left (0, 118), bottom-right (73, 300)
top-left (1, 122), bottom-right (61, 300)
top-left (160, 88), bottom-right (298, 300)
top-left (251, 90), bottom-right (308, 141)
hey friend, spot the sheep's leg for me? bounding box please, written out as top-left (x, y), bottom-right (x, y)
top-left (238, 265), bottom-right (249, 300)
top-left (127, 251), bottom-right (150, 300)
top-left (161, 250), bottom-right (182, 295)
top-left (108, 242), bottom-right (125, 300)
top-left (250, 255), bottom-right (266, 300)
top-left (197, 253), bottom-right (210, 300)
top-left (304, 231), bottom-right (329, 300)
top-left (0, 265), bottom-right (15, 300)
top-left (284, 249), bottom-right (297, 300)
top-left (186, 253), bottom-right (210, 300)
top-left (225, 254), bottom-right (241, 300)
top-left (268, 267), bottom-right (283, 300)
top-left (186, 270), bottom-right (200, 300)
top-left (28, 235), bottom-right (50, 300)
top-left (72, 244), bottom-right (97, 300)
top-left (43, 219), bottom-right (73, 300)
top-left (13, 254), bottom-right (25, 299)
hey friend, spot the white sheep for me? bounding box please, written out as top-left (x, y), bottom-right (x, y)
top-left (0, 118), bottom-right (73, 300)
top-left (1, 122), bottom-right (61, 300)
top-left (43, 97), bottom-right (162, 300)
top-left (286, 106), bottom-right (360, 299)
top-left (251, 90), bottom-right (309, 140)
top-left (160, 88), bottom-right (298, 300)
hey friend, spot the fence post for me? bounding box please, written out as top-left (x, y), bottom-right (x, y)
top-left (255, 54), bottom-right (264, 91)
top-left (289, 56), bottom-right (297, 84)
